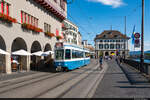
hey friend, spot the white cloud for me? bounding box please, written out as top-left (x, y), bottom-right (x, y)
top-left (88, 0), bottom-right (125, 8)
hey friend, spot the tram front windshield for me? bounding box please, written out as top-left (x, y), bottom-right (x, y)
top-left (55, 49), bottom-right (64, 60)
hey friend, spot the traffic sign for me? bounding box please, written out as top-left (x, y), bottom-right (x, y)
top-left (134, 33), bottom-right (140, 38)
top-left (135, 39), bottom-right (140, 44)
top-left (134, 38), bottom-right (140, 48)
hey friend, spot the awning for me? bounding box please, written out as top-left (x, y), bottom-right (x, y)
top-left (32, 51), bottom-right (54, 56)
top-left (42, 50), bottom-right (54, 56)
top-left (0, 49), bottom-right (10, 55)
top-left (32, 51), bottom-right (44, 56)
top-left (12, 49), bottom-right (32, 56)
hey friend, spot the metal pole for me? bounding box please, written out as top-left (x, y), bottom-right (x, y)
top-left (111, 25), bottom-right (112, 30)
top-left (140, 0), bottom-right (144, 73)
top-left (124, 16), bottom-right (126, 59)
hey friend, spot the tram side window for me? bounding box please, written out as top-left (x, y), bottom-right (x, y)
top-left (65, 49), bottom-right (71, 60)
top-left (79, 51), bottom-right (84, 58)
top-left (85, 52), bottom-right (90, 58)
top-left (72, 50), bottom-right (76, 59)
top-left (55, 50), bottom-right (64, 60)
top-left (72, 50), bottom-right (82, 59)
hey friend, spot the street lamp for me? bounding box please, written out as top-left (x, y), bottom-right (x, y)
top-left (140, 0), bottom-right (144, 73)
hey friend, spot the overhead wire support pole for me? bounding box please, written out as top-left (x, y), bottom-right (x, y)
top-left (124, 16), bottom-right (126, 59)
top-left (140, 0), bottom-right (144, 73)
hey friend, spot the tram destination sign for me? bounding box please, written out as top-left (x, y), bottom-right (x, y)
top-left (55, 42), bottom-right (63, 48)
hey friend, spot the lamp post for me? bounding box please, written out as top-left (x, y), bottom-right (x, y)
top-left (140, 0), bottom-right (144, 73)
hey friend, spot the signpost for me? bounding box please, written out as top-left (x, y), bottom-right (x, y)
top-left (134, 33), bottom-right (141, 48)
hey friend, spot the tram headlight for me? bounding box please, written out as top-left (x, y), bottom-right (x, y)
top-left (58, 63), bottom-right (61, 66)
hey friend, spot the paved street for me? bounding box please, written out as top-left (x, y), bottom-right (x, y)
top-left (94, 59), bottom-right (150, 98)
top-left (0, 59), bottom-right (107, 98)
top-left (0, 59), bottom-right (150, 98)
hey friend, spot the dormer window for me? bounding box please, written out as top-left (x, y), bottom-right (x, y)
top-left (114, 35), bottom-right (118, 38)
top-left (107, 32), bottom-right (112, 34)
top-left (103, 35), bottom-right (106, 38)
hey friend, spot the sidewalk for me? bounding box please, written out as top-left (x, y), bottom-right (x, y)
top-left (0, 71), bottom-right (36, 82)
top-left (93, 59), bottom-right (150, 98)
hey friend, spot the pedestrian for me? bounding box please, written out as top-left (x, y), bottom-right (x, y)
top-left (99, 56), bottom-right (103, 70)
top-left (120, 57), bottom-right (123, 65)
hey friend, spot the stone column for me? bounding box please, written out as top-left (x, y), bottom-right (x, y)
top-left (27, 56), bottom-right (31, 71)
top-left (6, 54), bottom-right (11, 74)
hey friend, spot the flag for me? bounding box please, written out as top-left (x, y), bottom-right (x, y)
top-left (131, 25), bottom-right (136, 44)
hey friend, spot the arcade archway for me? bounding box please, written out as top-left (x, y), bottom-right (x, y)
top-left (105, 52), bottom-right (109, 56)
top-left (30, 41), bottom-right (42, 71)
top-left (11, 37), bottom-right (28, 72)
top-left (44, 43), bottom-right (53, 70)
top-left (0, 35), bottom-right (6, 73)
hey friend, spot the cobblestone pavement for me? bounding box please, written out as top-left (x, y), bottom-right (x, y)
top-left (93, 59), bottom-right (150, 98)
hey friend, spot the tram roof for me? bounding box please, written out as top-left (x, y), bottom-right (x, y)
top-left (63, 43), bottom-right (90, 52)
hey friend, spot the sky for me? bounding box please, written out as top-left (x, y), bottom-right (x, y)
top-left (67, 0), bottom-right (150, 51)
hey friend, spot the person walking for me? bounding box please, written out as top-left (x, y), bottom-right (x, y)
top-left (99, 56), bottom-right (103, 70)
top-left (120, 57), bottom-right (123, 65)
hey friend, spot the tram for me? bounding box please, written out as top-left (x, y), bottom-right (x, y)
top-left (54, 42), bottom-right (90, 72)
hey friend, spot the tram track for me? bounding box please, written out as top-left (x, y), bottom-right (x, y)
top-left (0, 60), bottom-right (97, 97)
top-left (0, 72), bottom-right (65, 94)
top-left (57, 66), bottom-right (98, 98)
top-left (0, 72), bottom-right (60, 88)
top-left (33, 61), bottom-right (98, 98)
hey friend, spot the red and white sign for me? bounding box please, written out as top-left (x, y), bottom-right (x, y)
top-left (134, 33), bottom-right (140, 38)
top-left (134, 39), bottom-right (140, 48)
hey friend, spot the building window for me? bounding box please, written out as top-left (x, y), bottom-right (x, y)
top-left (44, 23), bottom-right (51, 33)
top-left (110, 40), bottom-right (113, 42)
top-left (104, 44), bottom-right (109, 49)
top-left (116, 44), bottom-right (120, 49)
top-left (21, 11), bottom-right (38, 27)
top-left (113, 40), bottom-right (115, 42)
top-left (56, 29), bottom-right (59, 36)
top-left (114, 35), bottom-right (118, 38)
top-left (99, 44), bottom-right (103, 49)
top-left (1, 1), bottom-right (10, 15)
top-left (60, 0), bottom-right (65, 11)
top-left (110, 44), bottom-right (114, 49)
top-left (100, 40), bottom-right (103, 42)
top-left (103, 35), bottom-right (106, 38)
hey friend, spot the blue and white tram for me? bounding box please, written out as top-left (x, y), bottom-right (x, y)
top-left (54, 43), bottom-right (90, 71)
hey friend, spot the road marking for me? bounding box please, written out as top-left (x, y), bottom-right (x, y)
top-left (86, 61), bottom-right (108, 98)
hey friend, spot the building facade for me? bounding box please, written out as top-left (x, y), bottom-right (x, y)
top-left (94, 30), bottom-right (130, 58)
top-left (0, 0), bottom-right (67, 74)
top-left (77, 32), bottom-right (82, 46)
top-left (62, 19), bottom-right (81, 45)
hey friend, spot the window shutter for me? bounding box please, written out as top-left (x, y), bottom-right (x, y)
top-left (6, 4), bottom-right (9, 16)
top-left (1, 1), bottom-right (4, 14)
top-left (21, 11), bottom-right (23, 24)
